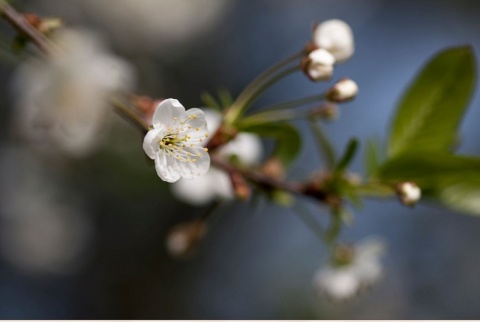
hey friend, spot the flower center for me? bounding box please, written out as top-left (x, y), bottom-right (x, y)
top-left (157, 114), bottom-right (209, 163)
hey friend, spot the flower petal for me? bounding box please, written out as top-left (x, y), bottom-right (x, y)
top-left (210, 168), bottom-right (234, 199)
top-left (178, 146), bottom-right (210, 179)
top-left (314, 266), bottom-right (360, 300)
top-left (152, 98), bottom-right (185, 129)
top-left (203, 109), bottom-right (222, 134)
top-left (183, 108), bottom-right (208, 130)
top-left (217, 133), bottom-right (263, 165)
top-left (170, 172), bottom-right (218, 206)
top-left (155, 151), bottom-right (181, 183)
top-left (143, 127), bottom-right (164, 159)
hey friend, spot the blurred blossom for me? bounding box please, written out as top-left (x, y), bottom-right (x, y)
top-left (171, 109), bottom-right (263, 206)
top-left (0, 147), bottom-right (92, 275)
top-left (313, 237), bottom-right (386, 301)
top-left (166, 220), bottom-right (208, 258)
top-left (81, 0), bottom-right (233, 54)
top-left (143, 99), bottom-right (211, 183)
top-left (313, 19), bottom-right (354, 63)
top-left (396, 181), bottom-right (422, 206)
top-left (13, 28), bottom-right (135, 157)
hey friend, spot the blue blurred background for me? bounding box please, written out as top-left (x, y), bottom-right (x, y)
top-left (1, 0), bottom-right (480, 319)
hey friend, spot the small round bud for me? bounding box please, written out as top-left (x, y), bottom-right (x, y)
top-left (309, 102), bottom-right (339, 121)
top-left (166, 220), bottom-right (207, 258)
top-left (230, 172), bottom-right (251, 200)
top-left (326, 78), bottom-right (358, 103)
top-left (396, 182), bottom-right (421, 206)
top-left (38, 18), bottom-right (63, 35)
top-left (301, 48), bottom-right (335, 81)
top-left (260, 157), bottom-right (285, 179)
top-left (312, 19), bottom-right (354, 62)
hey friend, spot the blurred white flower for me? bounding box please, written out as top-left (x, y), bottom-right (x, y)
top-left (13, 28), bottom-right (135, 157)
top-left (80, 0), bottom-right (232, 55)
top-left (303, 48), bottom-right (336, 81)
top-left (313, 19), bottom-right (354, 62)
top-left (143, 99), bottom-right (211, 183)
top-left (171, 109), bottom-right (263, 205)
top-left (0, 147), bottom-right (92, 275)
top-left (313, 237), bottom-right (386, 301)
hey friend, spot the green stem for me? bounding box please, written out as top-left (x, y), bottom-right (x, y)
top-left (324, 208), bottom-right (343, 247)
top-left (239, 108), bottom-right (306, 127)
top-left (256, 93), bottom-right (326, 113)
top-left (308, 118), bottom-right (336, 169)
top-left (357, 181), bottom-right (395, 198)
top-left (293, 200), bottom-right (327, 244)
top-left (225, 64), bottom-right (301, 125)
top-left (233, 51), bottom-right (303, 108)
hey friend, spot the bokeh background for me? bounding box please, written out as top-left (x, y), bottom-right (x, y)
top-left (1, 0), bottom-right (480, 319)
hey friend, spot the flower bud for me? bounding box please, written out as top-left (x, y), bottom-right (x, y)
top-left (23, 14), bottom-right (63, 35)
top-left (166, 220), bottom-right (207, 258)
top-left (396, 182), bottom-right (421, 206)
top-left (260, 157), bottom-right (285, 180)
top-left (326, 78), bottom-right (358, 103)
top-left (301, 48), bottom-right (335, 81)
top-left (230, 172), bottom-right (251, 200)
top-left (312, 19), bottom-right (354, 62)
top-left (309, 102), bottom-right (339, 121)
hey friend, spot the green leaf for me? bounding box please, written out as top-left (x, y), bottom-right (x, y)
top-left (335, 138), bottom-right (359, 173)
top-left (239, 122), bottom-right (301, 167)
top-left (364, 137), bottom-right (383, 178)
top-left (379, 153), bottom-right (480, 215)
top-left (218, 88), bottom-right (234, 109)
top-left (269, 189), bottom-right (295, 207)
top-left (436, 177), bottom-right (480, 215)
top-left (379, 153), bottom-right (480, 184)
top-left (200, 92), bottom-right (221, 110)
top-left (388, 46), bottom-right (476, 157)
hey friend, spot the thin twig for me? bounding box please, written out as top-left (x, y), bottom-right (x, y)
top-left (0, 3), bottom-right (335, 207)
top-left (0, 1), bottom-right (58, 54)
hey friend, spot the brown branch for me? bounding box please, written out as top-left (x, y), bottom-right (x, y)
top-left (0, 2), bottom-right (335, 206)
top-left (210, 155), bottom-right (331, 203)
top-left (0, 2), bottom-right (57, 54)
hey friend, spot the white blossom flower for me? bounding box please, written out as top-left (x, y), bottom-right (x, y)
top-left (13, 28), bottom-right (134, 157)
top-left (313, 19), bottom-right (354, 62)
top-left (143, 99), bottom-right (211, 183)
top-left (303, 48), bottom-right (336, 81)
top-left (171, 109), bottom-right (263, 205)
top-left (0, 147), bottom-right (92, 275)
top-left (313, 237), bottom-right (386, 301)
top-left (326, 78), bottom-right (359, 102)
top-left (397, 181), bottom-right (422, 206)
top-left (79, 0), bottom-right (232, 54)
